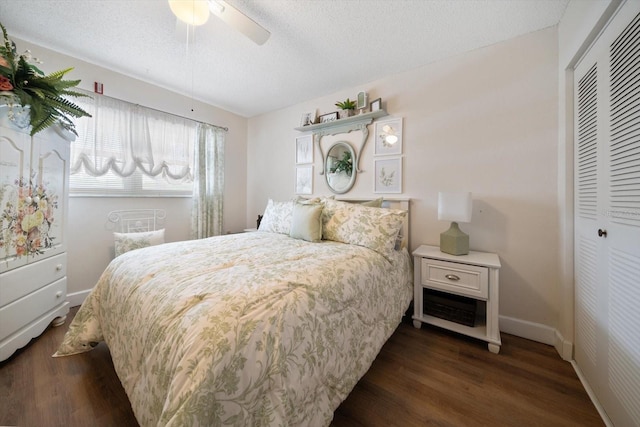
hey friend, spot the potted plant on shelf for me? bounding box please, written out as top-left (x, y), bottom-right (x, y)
top-left (335, 98), bottom-right (356, 119)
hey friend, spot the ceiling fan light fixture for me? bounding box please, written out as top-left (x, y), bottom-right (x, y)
top-left (169, 0), bottom-right (210, 26)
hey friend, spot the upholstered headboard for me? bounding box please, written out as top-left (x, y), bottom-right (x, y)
top-left (337, 198), bottom-right (411, 250)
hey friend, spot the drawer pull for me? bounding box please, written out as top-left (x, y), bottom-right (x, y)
top-left (445, 274), bottom-right (460, 281)
top-left (55, 291), bottom-right (63, 299)
top-left (55, 264), bottom-right (63, 271)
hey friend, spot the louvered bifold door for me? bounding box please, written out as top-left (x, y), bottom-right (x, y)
top-left (574, 2), bottom-right (640, 426)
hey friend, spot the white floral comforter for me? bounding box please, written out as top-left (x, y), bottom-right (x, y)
top-left (55, 231), bottom-right (413, 426)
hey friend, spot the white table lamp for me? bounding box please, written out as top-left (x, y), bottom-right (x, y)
top-left (438, 191), bottom-right (472, 255)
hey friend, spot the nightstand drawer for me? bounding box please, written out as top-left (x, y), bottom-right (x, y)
top-left (421, 258), bottom-right (488, 299)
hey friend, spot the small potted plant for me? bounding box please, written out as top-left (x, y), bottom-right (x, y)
top-left (335, 98), bottom-right (356, 119)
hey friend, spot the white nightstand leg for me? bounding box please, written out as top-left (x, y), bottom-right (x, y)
top-left (488, 343), bottom-right (500, 354)
top-left (413, 319), bottom-right (422, 329)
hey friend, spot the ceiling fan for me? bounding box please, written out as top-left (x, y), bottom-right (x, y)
top-left (168, 0), bottom-right (270, 45)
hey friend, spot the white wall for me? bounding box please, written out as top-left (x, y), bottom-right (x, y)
top-left (11, 37), bottom-right (249, 302)
top-left (248, 28), bottom-right (561, 339)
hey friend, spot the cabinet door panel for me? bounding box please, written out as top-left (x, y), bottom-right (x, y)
top-left (28, 131), bottom-right (70, 261)
top-left (0, 124), bottom-right (30, 272)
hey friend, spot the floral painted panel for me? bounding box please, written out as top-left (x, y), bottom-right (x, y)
top-left (55, 232), bottom-right (413, 427)
top-left (0, 177), bottom-right (58, 257)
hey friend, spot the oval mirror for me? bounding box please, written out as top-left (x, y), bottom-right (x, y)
top-left (325, 141), bottom-right (356, 194)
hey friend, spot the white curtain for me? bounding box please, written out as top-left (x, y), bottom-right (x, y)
top-left (70, 92), bottom-right (195, 183)
top-left (191, 123), bottom-right (226, 239)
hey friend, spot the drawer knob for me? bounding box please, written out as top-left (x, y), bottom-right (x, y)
top-left (445, 274), bottom-right (460, 281)
top-left (55, 291), bottom-right (63, 299)
top-left (55, 264), bottom-right (63, 271)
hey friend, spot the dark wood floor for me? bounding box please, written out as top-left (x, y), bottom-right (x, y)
top-left (0, 307), bottom-right (603, 427)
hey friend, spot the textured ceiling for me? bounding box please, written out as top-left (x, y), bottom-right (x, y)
top-left (0, 0), bottom-right (569, 118)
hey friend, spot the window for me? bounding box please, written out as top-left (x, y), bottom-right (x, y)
top-left (69, 92), bottom-right (198, 197)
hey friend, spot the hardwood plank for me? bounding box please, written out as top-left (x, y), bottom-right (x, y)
top-left (0, 308), bottom-right (603, 426)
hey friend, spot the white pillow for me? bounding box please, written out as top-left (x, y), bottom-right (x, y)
top-left (322, 199), bottom-right (406, 256)
top-left (289, 203), bottom-right (323, 242)
top-left (258, 199), bottom-right (296, 234)
top-left (114, 229), bottom-right (165, 257)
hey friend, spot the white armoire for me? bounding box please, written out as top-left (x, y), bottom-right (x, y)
top-left (0, 106), bottom-right (70, 362)
top-left (574, 1), bottom-right (640, 425)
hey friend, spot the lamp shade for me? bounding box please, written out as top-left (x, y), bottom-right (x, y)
top-left (169, 0), bottom-right (210, 26)
top-left (438, 192), bottom-right (472, 223)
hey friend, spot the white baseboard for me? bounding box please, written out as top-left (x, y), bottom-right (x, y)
top-left (66, 289), bottom-right (90, 308)
top-left (499, 315), bottom-right (556, 344)
top-left (571, 361), bottom-right (613, 427)
top-left (499, 315), bottom-right (573, 360)
top-left (555, 329), bottom-right (574, 361)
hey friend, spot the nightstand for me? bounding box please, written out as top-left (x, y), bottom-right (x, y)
top-left (412, 245), bottom-right (502, 353)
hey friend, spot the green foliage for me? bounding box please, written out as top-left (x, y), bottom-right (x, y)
top-left (334, 97), bottom-right (356, 110)
top-left (0, 23), bottom-right (91, 136)
top-left (330, 150), bottom-right (353, 176)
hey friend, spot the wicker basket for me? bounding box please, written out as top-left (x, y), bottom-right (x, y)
top-left (423, 288), bottom-right (477, 327)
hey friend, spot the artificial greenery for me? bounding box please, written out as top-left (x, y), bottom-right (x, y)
top-left (335, 97), bottom-right (356, 110)
top-left (0, 23), bottom-right (90, 136)
top-left (330, 150), bottom-right (353, 176)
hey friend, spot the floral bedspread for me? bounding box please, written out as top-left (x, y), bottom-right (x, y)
top-left (55, 232), bottom-right (413, 426)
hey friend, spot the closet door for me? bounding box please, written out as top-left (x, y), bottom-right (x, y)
top-left (574, 2), bottom-right (640, 426)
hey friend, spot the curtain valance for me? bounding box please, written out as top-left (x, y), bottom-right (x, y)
top-left (70, 91), bottom-right (200, 182)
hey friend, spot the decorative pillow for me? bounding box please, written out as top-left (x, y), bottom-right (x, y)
top-left (360, 197), bottom-right (383, 208)
top-left (258, 199), bottom-right (296, 234)
top-left (114, 229), bottom-right (165, 257)
top-left (289, 203), bottom-right (323, 242)
top-left (298, 197), bottom-right (321, 205)
top-left (322, 199), bottom-right (406, 256)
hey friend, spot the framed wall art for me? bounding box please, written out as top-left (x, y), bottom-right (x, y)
top-left (295, 135), bottom-right (313, 164)
top-left (300, 111), bottom-right (316, 126)
top-left (295, 165), bottom-right (313, 195)
top-left (370, 98), bottom-right (381, 112)
top-left (374, 117), bottom-right (403, 156)
top-left (374, 157), bottom-right (402, 194)
top-left (319, 111), bottom-right (339, 123)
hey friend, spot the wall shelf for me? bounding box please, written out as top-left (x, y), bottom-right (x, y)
top-left (294, 109), bottom-right (389, 177)
top-left (294, 109), bottom-right (388, 133)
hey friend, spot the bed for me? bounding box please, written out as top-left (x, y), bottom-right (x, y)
top-left (55, 197), bottom-right (412, 426)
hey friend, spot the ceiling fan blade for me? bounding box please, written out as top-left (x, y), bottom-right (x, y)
top-left (208, 0), bottom-right (270, 45)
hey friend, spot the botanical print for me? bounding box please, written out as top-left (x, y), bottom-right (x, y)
top-left (374, 118), bottom-right (403, 156)
top-left (295, 135), bottom-right (313, 164)
top-left (379, 167), bottom-right (395, 186)
top-left (374, 157), bottom-right (402, 193)
top-left (296, 165), bottom-right (313, 194)
top-left (0, 176), bottom-right (57, 258)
